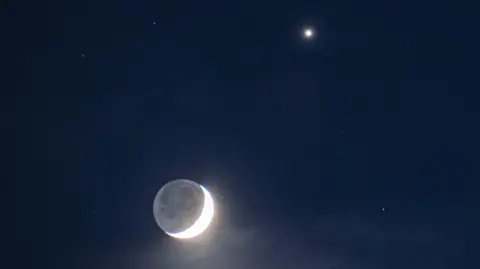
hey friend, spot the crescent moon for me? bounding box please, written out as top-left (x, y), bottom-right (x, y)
top-left (166, 185), bottom-right (215, 239)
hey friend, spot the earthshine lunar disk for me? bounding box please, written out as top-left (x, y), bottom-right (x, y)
top-left (153, 179), bottom-right (215, 240)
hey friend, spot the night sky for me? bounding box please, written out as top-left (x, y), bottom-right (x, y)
top-left (11, 0), bottom-right (479, 268)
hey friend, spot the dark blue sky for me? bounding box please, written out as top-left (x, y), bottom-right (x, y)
top-left (10, 0), bottom-right (479, 268)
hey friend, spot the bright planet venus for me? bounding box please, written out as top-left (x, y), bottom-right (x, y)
top-left (153, 179), bottom-right (215, 239)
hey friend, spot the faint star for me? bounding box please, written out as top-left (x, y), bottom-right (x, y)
top-left (81, 53), bottom-right (85, 58)
top-left (382, 207), bottom-right (386, 212)
top-left (153, 21), bottom-right (156, 25)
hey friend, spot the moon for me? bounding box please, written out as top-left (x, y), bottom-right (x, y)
top-left (302, 26), bottom-right (315, 40)
top-left (153, 179), bottom-right (215, 240)
top-left (167, 185), bottom-right (214, 239)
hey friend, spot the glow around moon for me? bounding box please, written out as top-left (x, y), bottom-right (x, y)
top-left (166, 185), bottom-right (215, 239)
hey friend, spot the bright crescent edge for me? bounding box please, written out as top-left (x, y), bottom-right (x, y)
top-left (166, 185), bottom-right (214, 239)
